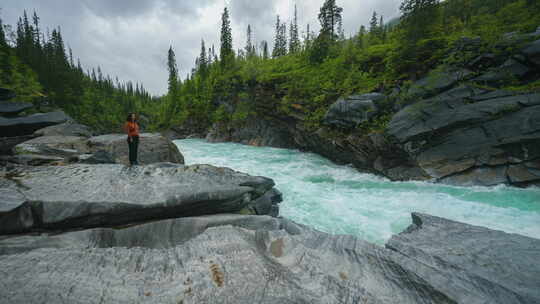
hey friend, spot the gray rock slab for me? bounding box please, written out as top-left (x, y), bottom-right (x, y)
top-left (387, 213), bottom-right (540, 304)
top-left (88, 133), bottom-right (184, 165)
top-left (522, 38), bottom-right (540, 65)
top-left (388, 94), bottom-right (539, 143)
top-left (13, 135), bottom-right (90, 156)
top-left (0, 111), bottom-right (70, 137)
top-left (0, 213), bottom-right (538, 303)
top-left (0, 163), bottom-right (279, 234)
top-left (323, 94), bottom-right (382, 128)
top-left (0, 134), bottom-right (37, 155)
top-left (33, 122), bottom-right (94, 137)
top-left (0, 101), bottom-right (33, 117)
top-left (0, 88), bottom-right (16, 101)
top-left (407, 68), bottom-right (472, 99)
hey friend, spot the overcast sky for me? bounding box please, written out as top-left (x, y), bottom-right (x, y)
top-left (1, 0), bottom-right (402, 96)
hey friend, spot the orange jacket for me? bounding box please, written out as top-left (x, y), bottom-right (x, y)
top-left (124, 121), bottom-right (139, 137)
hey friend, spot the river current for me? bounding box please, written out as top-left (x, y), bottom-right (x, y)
top-left (175, 139), bottom-right (540, 245)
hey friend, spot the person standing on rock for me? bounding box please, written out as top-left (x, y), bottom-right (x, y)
top-left (124, 113), bottom-right (140, 166)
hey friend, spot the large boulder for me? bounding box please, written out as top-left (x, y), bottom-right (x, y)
top-left (0, 101), bottom-right (33, 117)
top-left (386, 213), bottom-right (540, 304)
top-left (0, 213), bottom-right (538, 303)
top-left (0, 88), bottom-right (16, 101)
top-left (13, 135), bottom-right (90, 157)
top-left (33, 122), bottom-right (94, 137)
top-left (405, 68), bottom-right (472, 100)
top-left (0, 163), bottom-right (281, 235)
top-left (87, 133), bottom-right (184, 165)
top-left (0, 111), bottom-right (71, 137)
top-left (323, 93), bottom-right (384, 129)
top-left (522, 38), bottom-right (540, 66)
top-left (473, 58), bottom-right (531, 84)
top-left (388, 91), bottom-right (540, 186)
top-left (0, 135), bottom-right (37, 155)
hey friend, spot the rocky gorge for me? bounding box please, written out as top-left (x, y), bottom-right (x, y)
top-left (1, 87), bottom-right (539, 303)
top-left (202, 31), bottom-right (540, 188)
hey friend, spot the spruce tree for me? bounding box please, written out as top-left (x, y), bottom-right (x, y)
top-left (167, 46), bottom-right (178, 96)
top-left (356, 25), bottom-right (366, 48)
top-left (167, 46), bottom-right (179, 123)
top-left (0, 18), bottom-right (7, 48)
top-left (289, 5), bottom-right (300, 53)
top-left (245, 24), bottom-right (255, 58)
top-left (261, 40), bottom-right (269, 59)
top-left (369, 12), bottom-right (379, 35)
top-left (219, 7), bottom-right (233, 66)
top-left (318, 0), bottom-right (343, 38)
top-left (198, 39), bottom-right (208, 77)
top-left (272, 15), bottom-right (282, 58)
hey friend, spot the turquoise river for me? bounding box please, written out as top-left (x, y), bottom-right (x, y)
top-left (175, 139), bottom-right (540, 245)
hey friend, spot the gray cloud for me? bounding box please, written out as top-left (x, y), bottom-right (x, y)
top-left (1, 0), bottom-right (401, 95)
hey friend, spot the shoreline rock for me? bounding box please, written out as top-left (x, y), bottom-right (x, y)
top-left (0, 213), bottom-right (537, 303)
top-left (0, 163), bottom-right (281, 235)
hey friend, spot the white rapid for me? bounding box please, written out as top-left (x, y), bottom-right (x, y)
top-left (175, 139), bottom-right (540, 245)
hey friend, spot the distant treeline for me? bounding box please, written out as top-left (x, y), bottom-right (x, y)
top-left (0, 10), bottom-right (162, 132)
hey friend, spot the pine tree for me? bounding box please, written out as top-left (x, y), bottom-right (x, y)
top-left (245, 24), bottom-right (255, 58)
top-left (261, 40), bottom-right (269, 59)
top-left (380, 15), bottom-right (387, 42)
top-left (369, 12), bottom-right (379, 35)
top-left (318, 0), bottom-right (343, 38)
top-left (167, 46), bottom-right (178, 95)
top-left (219, 7), bottom-right (233, 66)
top-left (0, 17), bottom-right (7, 48)
top-left (356, 25), bottom-right (366, 48)
top-left (272, 15), bottom-right (287, 58)
top-left (198, 39), bottom-right (208, 77)
top-left (289, 5), bottom-right (300, 53)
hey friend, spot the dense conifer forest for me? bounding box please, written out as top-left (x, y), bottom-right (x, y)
top-left (0, 10), bottom-right (159, 132)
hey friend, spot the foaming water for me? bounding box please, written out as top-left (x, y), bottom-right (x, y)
top-left (175, 139), bottom-right (540, 245)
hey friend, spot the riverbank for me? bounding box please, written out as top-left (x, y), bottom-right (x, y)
top-left (176, 138), bottom-right (540, 244)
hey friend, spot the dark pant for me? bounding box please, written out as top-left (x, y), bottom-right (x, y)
top-left (127, 135), bottom-right (139, 165)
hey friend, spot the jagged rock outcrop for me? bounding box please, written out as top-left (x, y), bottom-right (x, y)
top-left (0, 163), bottom-right (281, 235)
top-left (0, 101), bottom-right (33, 117)
top-left (323, 93), bottom-right (384, 129)
top-left (0, 213), bottom-right (537, 303)
top-left (0, 110), bottom-right (71, 137)
top-left (522, 38), bottom-right (540, 65)
top-left (33, 122), bottom-right (94, 137)
top-left (207, 119), bottom-right (296, 148)
top-left (13, 135), bottom-right (90, 156)
top-left (88, 133), bottom-right (184, 165)
top-left (388, 92), bottom-right (540, 186)
top-left (386, 213), bottom-right (540, 304)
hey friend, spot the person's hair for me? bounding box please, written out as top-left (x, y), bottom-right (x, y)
top-left (126, 113), bottom-right (137, 122)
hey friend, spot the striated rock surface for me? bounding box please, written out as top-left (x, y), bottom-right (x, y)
top-left (387, 213), bottom-right (540, 304)
top-left (207, 119), bottom-right (296, 148)
top-left (387, 92), bottom-right (540, 186)
top-left (0, 110), bottom-right (71, 137)
top-left (13, 135), bottom-right (90, 156)
top-left (323, 93), bottom-right (384, 129)
top-left (0, 213), bottom-right (538, 303)
top-left (88, 133), bottom-right (184, 165)
top-left (33, 122), bottom-right (94, 137)
top-left (0, 101), bottom-right (33, 117)
top-left (0, 163), bottom-right (281, 235)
